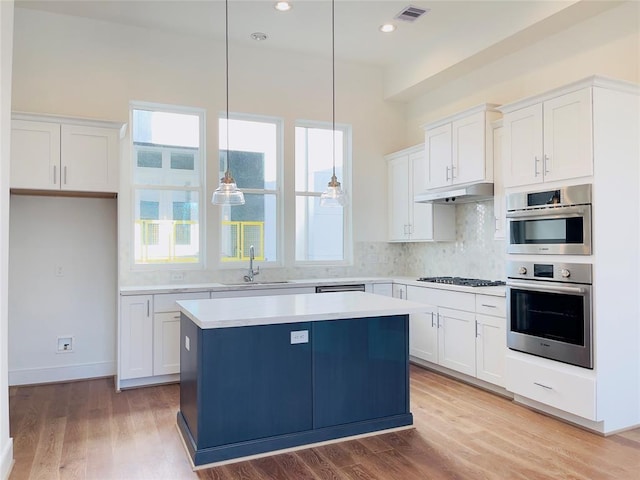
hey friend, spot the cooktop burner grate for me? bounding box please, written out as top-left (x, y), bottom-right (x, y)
top-left (417, 276), bottom-right (506, 287)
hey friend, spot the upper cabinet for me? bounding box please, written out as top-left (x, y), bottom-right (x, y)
top-left (387, 145), bottom-right (455, 243)
top-left (500, 87), bottom-right (593, 188)
top-left (11, 114), bottom-right (122, 193)
top-left (423, 104), bottom-right (501, 190)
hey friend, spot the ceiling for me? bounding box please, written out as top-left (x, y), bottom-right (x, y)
top-left (14, 0), bottom-right (620, 100)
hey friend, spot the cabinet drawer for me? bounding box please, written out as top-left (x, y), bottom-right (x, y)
top-left (476, 295), bottom-right (506, 317)
top-left (154, 292), bottom-right (209, 313)
top-left (408, 286), bottom-right (475, 311)
top-left (505, 355), bottom-right (596, 420)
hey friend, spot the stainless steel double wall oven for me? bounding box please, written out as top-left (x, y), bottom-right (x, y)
top-left (506, 184), bottom-right (594, 369)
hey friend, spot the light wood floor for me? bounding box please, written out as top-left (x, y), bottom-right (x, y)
top-left (8, 365), bottom-right (640, 480)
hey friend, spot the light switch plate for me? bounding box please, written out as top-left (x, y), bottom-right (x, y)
top-left (290, 330), bottom-right (309, 344)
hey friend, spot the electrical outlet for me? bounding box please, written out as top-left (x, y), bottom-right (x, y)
top-left (55, 265), bottom-right (64, 277)
top-left (290, 330), bottom-right (309, 345)
top-left (170, 272), bottom-right (185, 282)
top-left (57, 336), bottom-right (74, 353)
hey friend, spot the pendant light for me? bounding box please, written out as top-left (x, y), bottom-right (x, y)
top-left (212, 0), bottom-right (245, 206)
top-left (320, 0), bottom-right (347, 207)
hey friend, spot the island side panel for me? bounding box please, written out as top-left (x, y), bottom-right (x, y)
top-left (180, 313), bottom-right (201, 446)
top-left (197, 322), bottom-right (314, 449)
top-left (312, 315), bottom-right (410, 429)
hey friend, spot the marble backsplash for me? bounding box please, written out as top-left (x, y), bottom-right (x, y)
top-left (120, 201), bottom-right (505, 286)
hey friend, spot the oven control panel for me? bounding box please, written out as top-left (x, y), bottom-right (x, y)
top-left (507, 261), bottom-right (592, 284)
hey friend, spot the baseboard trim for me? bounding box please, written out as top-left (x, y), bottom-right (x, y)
top-left (0, 437), bottom-right (13, 480)
top-left (8, 361), bottom-right (115, 386)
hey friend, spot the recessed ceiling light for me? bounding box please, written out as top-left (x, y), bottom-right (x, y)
top-left (379, 24), bottom-right (396, 33)
top-left (274, 1), bottom-right (292, 12)
top-left (251, 32), bottom-right (268, 41)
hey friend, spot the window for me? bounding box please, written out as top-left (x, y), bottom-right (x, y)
top-left (295, 122), bottom-right (351, 263)
top-left (218, 115), bottom-right (281, 264)
top-left (131, 103), bottom-right (204, 265)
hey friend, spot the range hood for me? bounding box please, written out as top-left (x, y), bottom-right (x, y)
top-left (414, 182), bottom-right (494, 204)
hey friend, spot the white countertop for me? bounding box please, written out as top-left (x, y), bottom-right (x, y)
top-left (120, 276), bottom-right (505, 297)
top-left (177, 291), bottom-right (430, 329)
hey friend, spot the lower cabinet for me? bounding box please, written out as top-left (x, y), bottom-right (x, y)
top-left (152, 312), bottom-right (182, 376)
top-left (407, 285), bottom-right (506, 387)
top-left (120, 295), bottom-right (153, 380)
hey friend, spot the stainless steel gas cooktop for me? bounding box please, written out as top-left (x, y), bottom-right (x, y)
top-left (417, 277), bottom-right (506, 287)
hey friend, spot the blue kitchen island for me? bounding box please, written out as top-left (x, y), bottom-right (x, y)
top-left (176, 291), bottom-right (426, 468)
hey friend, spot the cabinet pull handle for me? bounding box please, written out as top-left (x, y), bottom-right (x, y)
top-left (534, 156), bottom-right (540, 176)
top-left (534, 382), bottom-right (553, 390)
top-left (475, 320), bottom-right (479, 337)
top-left (445, 166), bottom-right (450, 181)
top-left (430, 312), bottom-right (435, 328)
top-left (451, 165), bottom-right (457, 179)
top-left (63, 166), bottom-right (67, 184)
top-left (481, 304), bottom-right (497, 308)
top-left (146, 300), bottom-right (150, 317)
top-left (544, 154), bottom-right (550, 174)
top-left (53, 165), bottom-right (57, 184)
top-left (437, 313), bottom-right (441, 328)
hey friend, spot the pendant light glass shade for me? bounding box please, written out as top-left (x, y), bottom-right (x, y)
top-left (212, 168), bottom-right (245, 206)
top-left (212, 0), bottom-right (245, 207)
top-left (320, 0), bottom-right (347, 208)
top-left (320, 174), bottom-right (346, 207)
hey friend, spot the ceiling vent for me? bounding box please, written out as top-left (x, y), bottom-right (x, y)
top-left (394, 5), bottom-right (430, 23)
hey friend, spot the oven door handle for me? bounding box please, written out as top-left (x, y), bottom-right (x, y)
top-left (506, 205), bottom-right (589, 219)
top-left (507, 281), bottom-right (588, 295)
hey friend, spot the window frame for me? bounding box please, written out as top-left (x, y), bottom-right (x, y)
top-left (129, 101), bottom-right (206, 270)
top-left (216, 112), bottom-right (284, 269)
top-left (294, 119), bottom-right (353, 266)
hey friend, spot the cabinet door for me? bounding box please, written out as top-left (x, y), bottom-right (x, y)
top-left (372, 283), bottom-right (393, 297)
top-left (388, 155), bottom-right (410, 241)
top-left (425, 124), bottom-right (452, 189)
top-left (10, 120), bottom-right (60, 190)
top-left (409, 308), bottom-right (438, 364)
top-left (503, 104), bottom-right (543, 188)
top-left (153, 312), bottom-right (181, 376)
top-left (492, 125), bottom-right (506, 239)
top-left (437, 307), bottom-right (476, 376)
top-left (452, 111), bottom-right (485, 185)
top-left (120, 295), bottom-right (153, 380)
top-left (313, 316), bottom-right (408, 429)
top-left (543, 88), bottom-right (593, 183)
top-left (410, 150), bottom-right (436, 241)
top-left (61, 124), bottom-right (119, 192)
top-left (475, 314), bottom-right (506, 387)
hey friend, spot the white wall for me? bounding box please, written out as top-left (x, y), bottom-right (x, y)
top-left (405, 1), bottom-right (640, 143)
top-left (8, 196), bottom-right (117, 385)
top-left (11, 8), bottom-right (408, 286)
top-left (0, 0), bottom-right (14, 476)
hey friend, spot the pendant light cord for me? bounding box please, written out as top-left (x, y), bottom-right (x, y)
top-left (331, 0), bottom-right (336, 179)
top-left (225, 0), bottom-right (230, 178)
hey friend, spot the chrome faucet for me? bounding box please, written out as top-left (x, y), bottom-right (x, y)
top-left (243, 245), bottom-right (260, 282)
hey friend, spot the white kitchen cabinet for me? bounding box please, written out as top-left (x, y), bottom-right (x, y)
top-left (10, 115), bottom-right (120, 193)
top-left (392, 283), bottom-right (407, 300)
top-left (423, 104), bottom-right (500, 190)
top-left (387, 145), bottom-right (455, 242)
top-left (152, 291), bottom-right (209, 376)
top-left (407, 285), bottom-right (506, 386)
top-left (409, 305), bottom-right (438, 364)
top-left (492, 121), bottom-right (506, 239)
top-left (371, 283), bottom-right (393, 297)
top-left (501, 87), bottom-right (593, 188)
top-left (437, 307), bottom-right (476, 377)
top-left (120, 295), bottom-right (153, 380)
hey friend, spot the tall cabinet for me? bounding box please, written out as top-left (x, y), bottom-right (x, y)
top-left (387, 144), bottom-right (455, 242)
